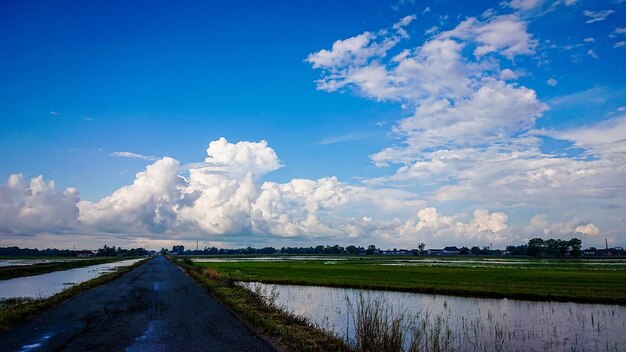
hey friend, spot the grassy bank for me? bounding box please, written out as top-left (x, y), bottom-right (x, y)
top-left (0, 257), bottom-right (150, 331)
top-left (172, 258), bottom-right (350, 352)
top-left (0, 257), bottom-right (132, 281)
top-left (193, 257), bottom-right (626, 304)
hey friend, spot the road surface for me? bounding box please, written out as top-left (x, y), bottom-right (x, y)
top-left (0, 256), bottom-right (277, 352)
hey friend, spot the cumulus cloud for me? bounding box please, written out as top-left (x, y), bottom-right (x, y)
top-left (308, 14), bottom-right (624, 248)
top-left (442, 15), bottom-right (536, 59)
top-left (575, 223), bottom-right (600, 236)
top-left (524, 214), bottom-right (599, 238)
top-left (0, 174), bottom-right (80, 235)
top-left (305, 15), bottom-right (415, 73)
top-left (79, 157), bottom-right (182, 233)
top-left (391, 207), bottom-right (509, 244)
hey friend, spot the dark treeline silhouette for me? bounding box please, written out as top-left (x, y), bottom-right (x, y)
top-left (507, 237), bottom-right (582, 257)
top-left (3, 237), bottom-right (622, 258)
top-left (167, 237), bottom-right (623, 257)
top-left (164, 244), bottom-right (374, 256)
top-left (95, 245), bottom-right (149, 257)
top-left (0, 245), bottom-right (149, 257)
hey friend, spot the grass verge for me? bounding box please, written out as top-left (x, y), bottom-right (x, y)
top-left (171, 257), bottom-right (350, 352)
top-left (0, 257), bottom-right (150, 331)
top-left (195, 259), bottom-right (626, 305)
top-left (0, 257), bottom-right (133, 281)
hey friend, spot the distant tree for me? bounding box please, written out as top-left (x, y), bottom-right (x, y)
top-left (527, 238), bottom-right (544, 257)
top-left (459, 247), bottom-right (470, 255)
top-left (365, 245), bottom-right (377, 255)
top-left (418, 243), bottom-right (425, 253)
top-left (160, 248), bottom-right (168, 255)
top-left (568, 238), bottom-right (582, 257)
top-left (346, 245), bottom-right (359, 255)
top-left (470, 246), bottom-right (482, 255)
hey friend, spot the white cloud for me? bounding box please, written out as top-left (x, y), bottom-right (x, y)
top-left (614, 41), bottom-right (625, 48)
top-left (615, 27), bottom-right (626, 35)
top-left (425, 26), bottom-right (439, 35)
top-left (111, 151), bottom-right (160, 161)
top-left (306, 16), bottom-right (626, 250)
top-left (587, 49), bottom-right (599, 59)
top-left (499, 68), bottom-right (522, 80)
top-left (391, 207), bottom-right (509, 244)
top-left (305, 15), bottom-right (415, 72)
top-left (194, 137), bottom-right (282, 177)
top-left (508, 0), bottom-right (544, 11)
top-left (0, 174), bottom-right (79, 235)
top-left (442, 15), bottom-right (536, 59)
top-left (583, 9), bottom-right (614, 24)
top-left (524, 214), bottom-right (599, 237)
top-left (547, 78), bottom-right (558, 86)
top-left (317, 132), bottom-right (372, 145)
top-left (583, 37), bottom-right (595, 43)
top-left (79, 157), bottom-right (182, 233)
top-left (576, 223), bottom-right (600, 236)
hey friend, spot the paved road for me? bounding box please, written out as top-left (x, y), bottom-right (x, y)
top-left (1, 256), bottom-right (277, 352)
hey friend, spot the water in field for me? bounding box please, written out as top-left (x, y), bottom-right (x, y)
top-left (191, 256), bottom-right (350, 263)
top-left (0, 258), bottom-right (89, 268)
top-left (241, 282), bottom-right (626, 352)
top-left (0, 259), bottom-right (143, 299)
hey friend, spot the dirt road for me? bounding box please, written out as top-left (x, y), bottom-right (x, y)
top-left (0, 256), bottom-right (277, 351)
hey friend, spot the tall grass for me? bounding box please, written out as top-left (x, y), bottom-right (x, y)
top-left (345, 292), bottom-right (623, 352)
top-left (349, 293), bottom-right (406, 352)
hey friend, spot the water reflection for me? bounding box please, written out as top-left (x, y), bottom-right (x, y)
top-left (0, 259), bottom-right (142, 299)
top-left (241, 282), bottom-right (626, 352)
top-left (0, 258), bottom-right (90, 268)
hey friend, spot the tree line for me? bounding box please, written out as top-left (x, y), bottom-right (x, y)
top-left (0, 245), bottom-right (149, 257)
top-left (506, 237), bottom-right (582, 257)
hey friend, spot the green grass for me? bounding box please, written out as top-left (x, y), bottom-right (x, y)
top-left (0, 257), bottom-right (135, 281)
top-left (193, 256), bottom-right (626, 304)
top-left (173, 258), bottom-right (350, 352)
top-left (0, 257), bottom-right (150, 331)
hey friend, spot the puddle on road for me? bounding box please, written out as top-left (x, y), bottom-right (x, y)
top-left (0, 259), bottom-right (143, 300)
top-left (125, 320), bottom-right (167, 352)
top-left (17, 332), bottom-right (53, 352)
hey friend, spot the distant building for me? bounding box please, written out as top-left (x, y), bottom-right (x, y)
top-left (75, 250), bottom-right (95, 257)
top-left (443, 246), bottom-right (460, 255)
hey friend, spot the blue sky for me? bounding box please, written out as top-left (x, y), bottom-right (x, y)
top-left (1, 0), bottom-right (625, 250)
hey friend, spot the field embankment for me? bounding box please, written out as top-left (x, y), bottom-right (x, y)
top-left (0, 257), bottom-right (132, 281)
top-left (173, 258), bottom-right (350, 352)
top-left (0, 257), bottom-right (149, 331)
top-left (193, 257), bottom-right (626, 304)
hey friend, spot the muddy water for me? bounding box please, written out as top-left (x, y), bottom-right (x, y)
top-left (0, 259), bottom-right (143, 299)
top-left (241, 282), bottom-right (626, 352)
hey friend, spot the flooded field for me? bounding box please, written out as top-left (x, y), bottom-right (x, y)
top-left (242, 282), bottom-right (626, 352)
top-left (192, 256), bottom-right (350, 263)
top-left (192, 255), bottom-right (626, 270)
top-left (0, 258), bottom-right (90, 268)
top-left (0, 258), bottom-right (143, 299)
